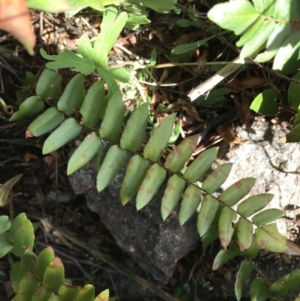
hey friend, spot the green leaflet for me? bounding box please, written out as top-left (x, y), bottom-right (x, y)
top-left (43, 118), bottom-right (82, 154)
top-left (96, 145), bottom-right (127, 192)
top-left (161, 175), bottom-right (185, 221)
top-left (20, 249), bottom-right (37, 272)
top-left (252, 208), bottom-right (284, 226)
top-left (33, 247), bottom-right (55, 281)
top-left (16, 274), bottom-right (40, 301)
top-left (120, 103), bottom-right (149, 152)
top-left (10, 96), bottom-right (44, 121)
top-left (235, 260), bottom-right (254, 301)
top-left (270, 269), bottom-right (300, 296)
top-left (237, 194), bottom-right (274, 218)
top-left (288, 72), bottom-right (300, 110)
top-left (202, 163), bottom-right (232, 194)
top-left (255, 22), bottom-right (291, 63)
top-left (255, 223), bottom-right (286, 253)
top-left (179, 184), bottom-right (202, 226)
top-left (219, 207), bottom-right (237, 250)
top-left (143, 113), bottom-right (176, 162)
top-left (57, 73), bottom-right (85, 115)
top-left (67, 133), bottom-right (104, 175)
top-left (99, 91), bottom-right (125, 141)
top-left (183, 147), bottom-right (218, 183)
top-left (75, 284), bottom-right (95, 301)
top-left (273, 29), bottom-right (300, 74)
top-left (252, 0), bottom-right (276, 16)
top-left (202, 224), bottom-right (219, 250)
top-left (250, 89), bottom-right (279, 116)
top-left (240, 20), bottom-right (276, 59)
top-left (0, 216), bottom-right (10, 234)
top-left (136, 163), bottom-right (166, 210)
top-left (236, 217), bottom-right (253, 251)
top-left (120, 155), bottom-right (149, 205)
top-left (207, 0), bottom-right (259, 36)
top-left (80, 81), bottom-right (105, 128)
top-left (249, 278), bottom-right (270, 301)
top-left (212, 244), bottom-right (239, 270)
top-left (27, 107), bottom-right (65, 137)
top-left (31, 286), bottom-right (52, 301)
top-left (58, 283), bottom-right (81, 301)
top-left (220, 178), bottom-right (256, 207)
top-left (197, 195), bottom-right (219, 237)
top-left (43, 257), bottom-right (65, 293)
top-left (10, 262), bottom-right (29, 293)
top-left (35, 68), bottom-right (62, 100)
top-left (12, 219), bottom-right (34, 257)
top-left (283, 122), bottom-right (300, 143)
top-left (164, 135), bottom-right (198, 172)
top-left (95, 289), bottom-right (109, 301)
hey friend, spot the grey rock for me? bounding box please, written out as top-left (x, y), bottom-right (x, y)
top-left (69, 157), bottom-right (200, 284)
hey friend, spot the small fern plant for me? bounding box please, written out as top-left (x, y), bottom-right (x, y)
top-left (0, 213), bottom-right (109, 301)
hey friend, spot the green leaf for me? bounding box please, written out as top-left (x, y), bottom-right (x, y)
top-left (8, 212), bottom-right (27, 239)
top-left (0, 233), bottom-right (13, 258)
top-left (96, 145), bottom-right (127, 192)
top-left (80, 81), bottom-right (105, 128)
top-left (42, 257), bottom-right (65, 293)
top-left (273, 29), bottom-right (300, 74)
top-left (202, 224), bottom-right (219, 250)
top-left (219, 207), bottom-right (237, 250)
top-left (197, 195), bottom-right (219, 237)
top-left (179, 185), bottom-right (202, 225)
top-left (183, 147), bottom-right (218, 183)
top-left (255, 223), bottom-right (286, 253)
top-left (67, 133), bottom-right (104, 175)
top-left (288, 72), bottom-right (300, 110)
top-left (120, 155), bottom-right (149, 205)
top-left (161, 175), bottom-right (185, 221)
top-left (252, 0), bottom-right (276, 16)
top-left (129, 0), bottom-right (176, 13)
top-left (164, 135), bottom-right (198, 172)
top-left (136, 163), bottom-right (166, 210)
top-left (207, 0), bottom-right (259, 36)
top-left (202, 163), bottom-right (232, 194)
top-left (40, 37), bottom-right (95, 75)
top-left (213, 244), bottom-right (239, 270)
top-left (240, 20), bottom-right (276, 59)
top-left (12, 219), bottom-right (35, 257)
top-left (99, 91), bottom-right (125, 141)
top-left (220, 178), bottom-right (256, 207)
top-left (250, 89), bottom-right (278, 115)
top-left (35, 68), bottom-right (62, 100)
top-left (252, 209), bottom-right (284, 226)
top-left (74, 284), bottom-right (95, 301)
top-left (94, 289), bottom-right (109, 301)
top-left (0, 215), bottom-right (10, 234)
top-left (33, 247), bottom-right (55, 281)
top-left (31, 286), bottom-right (52, 301)
top-left (236, 217), bottom-right (253, 251)
top-left (57, 73), bottom-right (85, 115)
top-left (94, 8), bottom-right (128, 58)
top-left (43, 118), bottom-right (82, 154)
top-left (21, 248), bottom-right (37, 272)
top-left (255, 22), bottom-right (291, 63)
top-left (171, 36), bottom-right (213, 55)
top-left (120, 103), bottom-right (149, 152)
top-left (250, 278), bottom-right (269, 301)
top-left (10, 96), bottom-right (44, 121)
top-left (237, 194), bottom-right (274, 218)
top-left (243, 234), bottom-right (260, 259)
top-left (27, 107), bottom-right (65, 137)
top-left (235, 260), bottom-right (254, 301)
top-left (10, 262), bottom-right (30, 293)
top-left (15, 274), bottom-right (40, 301)
top-left (57, 283), bottom-right (80, 301)
top-left (143, 113), bottom-right (176, 162)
